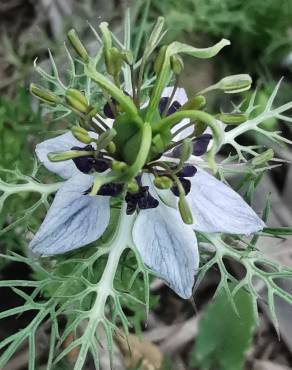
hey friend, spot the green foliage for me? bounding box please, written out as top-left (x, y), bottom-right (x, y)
top-left (1, 9), bottom-right (292, 370)
top-left (152, 0), bottom-right (292, 71)
top-left (190, 285), bottom-right (256, 370)
top-left (0, 87), bottom-right (41, 170)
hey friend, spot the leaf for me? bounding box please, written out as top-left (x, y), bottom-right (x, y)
top-left (262, 227), bottom-right (292, 236)
top-left (168, 38), bottom-right (230, 59)
top-left (190, 285), bottom-right (256, 370)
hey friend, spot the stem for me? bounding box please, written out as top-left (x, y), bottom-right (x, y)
top-left (74, 206), bottom-right (134, 370)
top-left (85, 63), bottom-right (140, 122)
top-left (122, 122), bottom-right (152, 181)
top-left (0, 180), bottom-right (62, 196)
top-left (153, 110), bottom-right (222, 151)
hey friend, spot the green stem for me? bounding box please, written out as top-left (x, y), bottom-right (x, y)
top-left (154, 110), bottom-right (222, 151)
top-left (122, 122), bottom-right (152, 180)
top-left (85, 63), bottom-right (141, 125)
top-left (145, 48), bottom-right (171, 122)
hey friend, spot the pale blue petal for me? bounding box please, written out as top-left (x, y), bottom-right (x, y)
top-left (29, 174), bottom-right (110, 255)
top-left (188, 168), bottom-right (265, 234)
top-left (162, 86), bottom-right (191, 140)
top-left (161, 86), bottom-right (188, 106)
top-left (36, 132), bottom-right (97, 179)
top-left (132, 203), bottom-right (199, 299)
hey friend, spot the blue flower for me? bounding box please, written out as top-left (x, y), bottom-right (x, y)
top-left (29, 88), bottom-right (264, 299)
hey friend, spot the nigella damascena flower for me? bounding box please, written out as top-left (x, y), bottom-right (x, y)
top-left (29, 87), bottom-right (264, 299)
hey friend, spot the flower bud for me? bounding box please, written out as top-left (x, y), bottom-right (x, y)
top-left (154, 45), bottom-right (167, 75)
top-left (218, 113), bottom-right (248, 125)
top-left (182, 95), bottom-right (206, 111)
top-left (112, 160), bottom-right (128, 172)
top-left (218, 74), bottom-right (252, 94)
top-left (179, 138), bottom-right (193, 163)
top-left (96, 128), bottom-right (117, 150)
top-left (107, 141), bottom-right (116, 154)
top-left (66, 89), bottom-right (89, 113)
top-left (105, 47), bottom-right (123, 78)
top-left (71, 126), bottom-right (92, 144)
top-left (121, 50), bottom-right (134, 65)
top-left (252, 149), bottom-right (274, 166)
top-left (153, 176), bottom-right (173, 189)
top-left (67, 29), bottom-right (89, 63)
top-left (178, 196), bottom-right (193, 225)
top-left (30, 83), bottom-right (60, 105)
top-left (170, 55), bottom-right (184, 75)
top-left (48, 149), bottom-right (94, 162)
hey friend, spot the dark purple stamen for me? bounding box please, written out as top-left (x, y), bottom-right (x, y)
top-left (159, 97), bottom-right (181, 117)
top-left (170, 164), bottom-right (197, 197)
top-left (177, 165), bottom-right (197, 178)
top-left (171, 178), bottom-right (191, 197)
top-left (103, 97), bottom-right (117, 119)
top-left (192, 134), bottom-right (212, 156)
top-left (103, 91), bottom-right (130, 118)
top-left (71, 145), bottom-right (95, 174)
top-left (125, 186), bottom-right (159, 215)
top-left (71, 145), bottom-right (110, 174)
top-left (98, 183), bottom-right (123, 196)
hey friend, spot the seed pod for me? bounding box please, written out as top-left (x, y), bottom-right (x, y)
top-left (67, 29), bottom-right (89, 63)
top-left (30, 84), bottom-right (60, 105)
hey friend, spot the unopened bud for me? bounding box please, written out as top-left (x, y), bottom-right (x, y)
top-left (170, 55), bottom-right (184, 75)
top-left (153, 176), bottom-right (173, 189)
top-left (178, 196), bottom-right (193, 225)
top-left (71, 126), bottom-right (92, 144)
top-left (107, 141), bottom-right (116, 154)
top-left (121, 50), bottom-right (134, 65)
top-left (96, 128), bottom-right (117, 150)
top-left (30, 83), bottom-right (60, 105)
top-left (127, 180), bottom-right (139, 193)
top-left (66, 89), bottom-right (89, 113)
top-left (154, 45), bottom-right (167, 75)
top-left (67, 29), bottom-right (89, 63)
top-left (182, 95), bottom-right (206, 111)
top-left (105, 47), bottom-right (123, 78)
top-left (218, 74), bottom-right (252, 94)
top-left (179, 138), bottom-right (192, 163)
top-left (218, 112), bottom-right (248, 125)
top-left (252, 149), bottom-right (274, 166)
top-left (48, 149), bottom-right (94, 162)
top-left (112, 160), bottom-right (128, 172)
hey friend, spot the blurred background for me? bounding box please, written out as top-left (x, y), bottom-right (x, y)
top-left (1, 0), bottom-right (292, 369)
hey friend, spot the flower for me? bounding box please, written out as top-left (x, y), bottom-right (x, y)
top-left (29, 88), bottom-right (265, 299)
